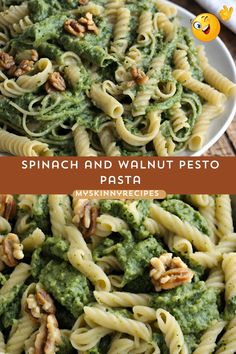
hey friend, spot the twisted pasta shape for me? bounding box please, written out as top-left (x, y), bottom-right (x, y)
top-left (156, 308), bottom-right (186, 354)
top-left (98, 126), bottom-right (121, 156)
top-left (189, 250), bottom-right (221, 268)
top-left (84, 306), bottom-right (152, 341)
top-left (150, 204), bottom-right (213, 251)
top-left (65, 224), bottom-right (92, 260)
top-left (170, 102), bottom-right (190, 134)
top-left (0, 331), bottom-right (5, 354)
top-left (107, 337), bottom-right (134, 354)
top-left (199, 196), bottom-right (217, 244)
top-left (22, 227), bottom-right (45, 252)
top-left (68, 248), bottom-right (111, 291)
top-left (73, 124), bottom-right (98, 156)
top-left (153, 12), bottom-right (175, 41)
top-left (222, 253), bottom-right (236, 301)
top-left (215, 316), bottom-right (236, 354)
top-left (186, 195), bottom-right (210, 208)
top-left (215, 195), bottom-right (234, 239)
top-left (173, 49), bottom-right (190, 71)
top-left (217, 233), bottom-right (236, 254)
top-left (94, 291), bottom-right (151, 308)
top-left (153, 131), bottom-right (169, 156)
top-left (0, 263), bottom-right (30, 296)
top-left (133, 306), bottom-right (156, 323)
top-left (96, 214), bottom-right (129, 236)
top-left (0, 215), bottom-right (11, 234)
top-left (173, 70), bottom-right (226, 105)
top-left (197, 46), bottom-right (236, 96)
top-left (71, 326), bottom-right (113, 351)
top-left (206, 267), bottom-right (225, 292)
top-left (156, 0), bottom-right (177, 18)
top-left (188, 104), bottom-right (224, 151)
top-left (110, 7), bottom-right (131, 57)
top-left (11, 15), bottom-right (33, 36)
top-left (96, 255), bottom-right (122, 273)
top-left (0, 129), bottom-right (52, 156)
top-left (0, 2), bottom-right (29, 36)
top-left (48, 194), bottom-right (72, 237)
top-left (193, 320), bottom-right (226, 354)
top-left (171, 236), bottom-right (193, 255)
top-left (116, 110), bottom-right (161, 146)
top-left (6, 315), bottom-right (38, 354)
top-left (105, 0), bottom-right (124, 23)
top-left (137, 11), bottom-right (153, 45)
top-left (90, 83), bottom-right (124, 119)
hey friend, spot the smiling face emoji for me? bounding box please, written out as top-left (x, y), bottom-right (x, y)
top-left (192, 13), bottom-right (221, 42)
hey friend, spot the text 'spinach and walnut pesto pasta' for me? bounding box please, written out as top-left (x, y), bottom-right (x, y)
top-left (0, 194), bottom-right (235, 353)
top-left (0, 0), bottom-right (235, 156)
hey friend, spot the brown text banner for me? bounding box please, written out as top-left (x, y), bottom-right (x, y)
top-left (0, 157), bottom-right (234, 194)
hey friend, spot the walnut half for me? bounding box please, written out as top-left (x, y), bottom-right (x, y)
top-left (27, 286), bottom-right (56, 320)
top-left (45, 72), bottom-right (66, 93)
top-left (0, 52), bottom-right (15, 70)
top-left (72, 197), bottom-right (99, 238)
top-left (150, 253), bottom-right (194, 291)
top-left (0, 194), bottom-right (16, 220)
top-left (131, 67), bottom-right (149, 85)
top-left (34, 315), bottom-right (61, 354)
top-left (0, 233), bottom-right (24, 268)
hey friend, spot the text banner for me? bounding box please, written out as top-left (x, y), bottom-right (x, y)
top-left (0, 157), bottom-right (234, 194)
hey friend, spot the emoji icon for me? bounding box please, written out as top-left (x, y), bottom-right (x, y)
top-left (219, 5), bottom-right (233, 21)
top-left (191, 13), bottom-right (221, 42)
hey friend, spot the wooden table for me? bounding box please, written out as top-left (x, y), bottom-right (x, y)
top-left (172, 0), bottom-right (236, 155)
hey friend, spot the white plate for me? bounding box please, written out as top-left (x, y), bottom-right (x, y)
top-left (0, 2), bottom-right (236, 157)
top-left (175, 2), bottom-right (236, 156)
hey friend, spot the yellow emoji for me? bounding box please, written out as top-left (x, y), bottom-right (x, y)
top-left (191, 13), bottom-right (221, 42)
top-left (219, 5), bottom-right (233, 21)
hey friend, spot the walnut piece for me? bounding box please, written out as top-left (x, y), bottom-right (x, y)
top-left (0, 194), bottom-right (16, 220)
top-left (0, 52), bottom-right (15, 70)
top-left (150, 253), bottom-right (193, 291)
top-left (27, 287), bottom-right (56, 320)
top-left (45, 314), bottom-right (61, 354)
top-left (31, 49), bottom-right (39, 62)
top-left (13, 59), bottom-right (34, 77)
top-left (64, 18), bottom-right (86, 37)
top-left (35, 288), bottom-right (56, 315)
top-left (131, 67), bottom-right (149, 85)
top-left (45, 72), bottom-right (66, 93)
top-left (64, 12), bottom-right (99, 37)
top-left (0, 233), bottom-right (24, 268)
top-left (73, 199), bottom-right (99, 238)
top-left (34, 314), bottom-right (61, 354)
top-left (78, 0), bottom-right (89, 4)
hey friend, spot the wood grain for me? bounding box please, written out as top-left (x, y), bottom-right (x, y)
top-left (172, 0), bottom-right (236, 156)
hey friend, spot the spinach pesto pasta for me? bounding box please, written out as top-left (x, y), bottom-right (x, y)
top-left (0, 194), bottom-right (236, 353)
top-left (0, 0), bottom-right (235, 156)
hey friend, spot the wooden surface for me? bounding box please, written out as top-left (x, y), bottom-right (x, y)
top-left (172, 0), bottom-right (236, 156)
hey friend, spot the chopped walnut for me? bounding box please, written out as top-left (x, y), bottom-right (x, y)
top-left (8, 60), bottom-right (34, 77)
top-left (45, 314), bottom-right (61, 354)
top-left (0, 194), bottom-right (16, 220)
top-left (34, 319), bottom-right (48, 354)
top-left (150, 253), bottom-right (193, 291)
top-left (27, 294), bottom-right (41, 319)
top-left (72, 198), bottom-right (99, 238)
top-left (35, 288), bottom-right (56, 315)
top-left (27, 287), bottom-right (56, 320)
top-left (0, 233), bottom-right (24, 268)
top-left (45, 72), bottom-right (66, 93)
top-left (131, 67), bottom-right (149, 85)
top-left (64, 12), bottom-right (99, 37)
top-left (64, 18), bottom-right (86, 38)
top-left (78, 0), bottom-right (89, 4)
top-left (31, 49), bottom-right (39, 62)
top-left (0, 52), bottom-right (15, 70)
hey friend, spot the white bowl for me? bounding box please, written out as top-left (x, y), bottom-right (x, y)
top-left (175, 3), bottom-right (236, 156)
top-left (0, 3), bottom-right (236, 157)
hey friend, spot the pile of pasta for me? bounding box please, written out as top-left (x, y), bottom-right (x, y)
top-left (0, 194), bottom-right (236, 353)
top-left (0, 0), bottom-right (235, 156)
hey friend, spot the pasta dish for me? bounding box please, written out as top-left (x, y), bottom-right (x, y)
top-left (0, 0), bottom-right (235, 156)
top-left (0, 193), bottom-right (235, 353)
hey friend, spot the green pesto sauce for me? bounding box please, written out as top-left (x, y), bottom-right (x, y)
top-left (31, 247), bottom-right (50, 279)
top-left (161, 199), bottom-right (210, 235)
top-left (0, 285), bottom-right (21, 317)
top-left (151, 282), bottom-right (219, 335)
top-left (39, 260), bottom-right (92, 317)
top-left (115, 230), bottom-right (164, 284)
top-left (100, 200), bottom-right (151, 230)
top-left (42, 235), bottom-right (69, 261)
top-left (224, 296), bottom-right (236, 321)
